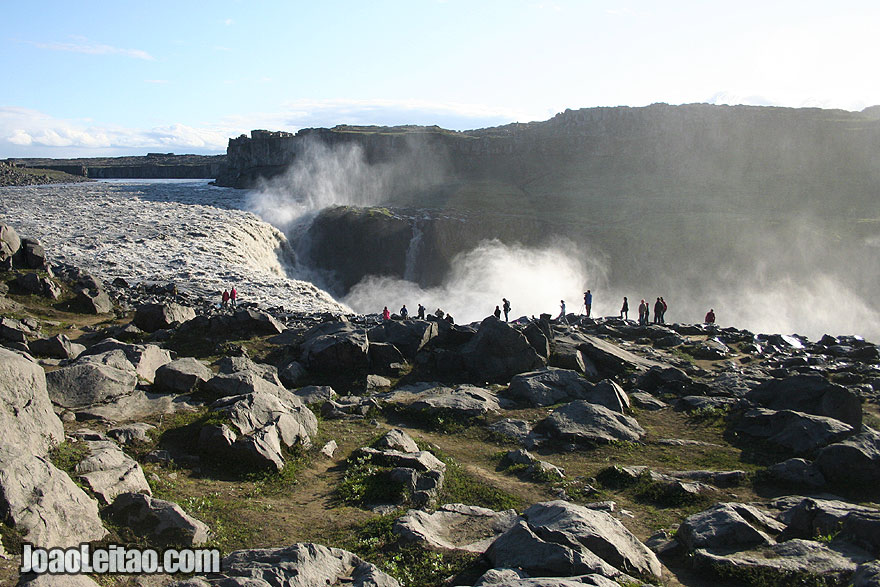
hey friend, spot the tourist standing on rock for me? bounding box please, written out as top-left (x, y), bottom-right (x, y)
top-left (705, 308), bottom-right (716, 324)
top-left (445, 314), bottom-right (454, 324)
top-left (558, 300), bottom-right (568, 324)
top-left (653, 298), bottom-right (663, 324)
top-left (638, 299), bottom-right (647, 325)
top-left (502, 298), bottom-right (511, 322)
top-left (230, 286), bottom-right (237, 309)
top-left (417, 304), bottom-right (426, 319)
top-left (382, 306), bottom-right (390, 320)
top-left (620, 297), bottom-right (629, 320)
top-left (494, 305), bottom-right (502, 320)
top-left (584, 290), bottom-right (592, 317)
top-left (222, 289), bottom-right (230, 310)
top-left (660, 297), bottom-right (667, 323)
top-left (400, 304), bottom-right (408, 319)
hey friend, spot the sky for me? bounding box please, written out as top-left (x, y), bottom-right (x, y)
top-left (2, 0), bottom-right (880, 158)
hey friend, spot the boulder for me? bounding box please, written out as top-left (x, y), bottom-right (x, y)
top-left (154, 357), bottom-right (212, 393)
top-left (0, 453), bottom-right (107, 547)
top-left (676, 502), bottom-right (781, 552)
top-left (775, 497), bottom-right (880, 544)
top-left (107, 422), bottom-right (156, 445)
top-left (0, 347), bottom-right (64, 455)
top-left (28, 334), bottom-right (85, 360)
top-left (229, 308), bottom-right (284, 336)
top-left (279, 360), bottom-right (307, 387)
top-left (485, 519), bottom-right (621, 579)
top-left (576, 333), bottom-right (666, 375)
top-left (853, 560), bottom-right (880, 587)
top-left (689, 337), bottom-right (730, 360)
top-left (213, 391), bottom-right (317, 440)
top-left (374, 428), bottom-right (420, 453)
top-left (133, 302), bottom-right (196, 332)
top-left (0, 223), bottom-right (21, 266)
top-left (813, 427), bottom-right (880, 485)
top-left (21, 237), bottom-right (46, 269)
top-left (487, 418), bottom-right (535, 446)
top-left (767, 458), bottom-right (827, 487)
top-left (407, 385), bottom-right (501, 418)
top-left (75, 440), bottom-right (151, 505)
top-left (523, 500), bottom-right (662, 580)
top-left (203, 370), bottom-right (289, 399)
top-left (81, 339), bottom-right (172, 384)
top-left (293, 385), bottom-right (337, 405)
top-left (629, 391), bottom-right (668, 410)
top-left (746, 374), bottom-right (863, 429)
top-left (170, 543), bottom-right (399, 587)
top-left (0, 316), bottom-right (30, 343)
top-left (110, 492), bottom-right (209, 546)
top-left (693, 539), bottom-right (871, 585)
top-left (462, 317), bottom-right (546, 383)
top-left (11, 272), bottom-right (60, 299)
top-left (300, 320), bottom-right (370, 373)
top-left (506, 368), bottom-right (594, 407)
top-left (735, 408), bottom-right (854, 454)
top-left (368, 319), bottom-right (438, 359)
top-left (70, 289), bottom-right (113, 314)
top-left (393, 503), bottom-right (519, 552)
top-left (46, 361), bottom-right (138, 409)
top-left (536, 401), bottom-right (645, 444)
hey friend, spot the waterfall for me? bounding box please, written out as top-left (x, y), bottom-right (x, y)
top-left (403, 219), bottom-right (424, 282)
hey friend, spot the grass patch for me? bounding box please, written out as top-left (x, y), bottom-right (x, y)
top-left (48, 439), bottom-right (90, 475)
top-left (437, 458), bottom-right (524, 511)
top-left (335, 514), bottom-right (484, 587)
top-left (337, 454), bottom-right (411, 508)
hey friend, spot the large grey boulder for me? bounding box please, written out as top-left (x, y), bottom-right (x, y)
top-left (110, 492), bottom-right (209, 546)
top-left (746, 374), bottom-right (863, 429)
top-left (215, 355), bottom-right (282, 385)
top-left (523, 500), bottom-right (662, 580)
top-left (693, 539), bottom-right (872, 585)
top-left (393, 503), bottom-right (519, 552)
top-left (75, 440), bottom-right (151, 505)
top-left (293, 385), bottom-right (337, 405)
top-left (20, 237), bottom-right (46, 269)
top-left (213, 390), bottom-right (317, 439)
top-left (11, 272), bottom-right (61, 299)
top-left (229, 308), bottom-right (284, 336)
top-left (461, 317), bottom-right (545, 382)
top-left (485, 519), bottom-right (621, 579)
top-left (735, 408), bottom-right (855, 454)
top-left (81, 339), bottom-right (172, 384)
top-left (505, 368), bottom-right (594, 407)
top-left (405, 384), bottom-right (501, 418)
top-left (374, 428), bottom-right (420, 453)
top-left (0, 347), bottom-right (64, 455)
top-left (0, 453), bottom-right (107, 547)
top-left (774, 497), bottom-right (880, 546)
top-left (576, 333), bottom-right (666, 375)
top-left (154, 357), bottom-right (212, 393)
top-left (46, 361), bottom-right (138, 408)
top-left (676, 502), bottom-right (782, 552)
top-left (813, 427), bottom-right (880, 485)
top-left (28, 334), bottom-right (85, 360)
top-left (368, 319), bottom-right (438, 359)
top-left (133, 302), bottom-right (196, 332)
top-left (536, 401), bottom-right (645, 444)
top-left (767, 458), bottom-right (827, 488)
top-left (70, 288), bottom-right (113, 314)
top-left (168, 543), bottom-right (399, 587)
top-left (0, 223), bottom-right (21, 266)
top-left (300, 320), bottom-right (370, 373)
top-left (203, 370), bottom-right (289, 399)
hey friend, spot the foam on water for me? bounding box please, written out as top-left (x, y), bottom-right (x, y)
top-left (0, 180), bottom-right (347, 314)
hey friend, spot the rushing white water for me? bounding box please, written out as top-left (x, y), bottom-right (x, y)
top-left (0, 180), bottom-right (347, 314)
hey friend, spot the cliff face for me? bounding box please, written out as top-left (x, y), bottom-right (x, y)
top-left (13, 154), bottom-right (226, 180)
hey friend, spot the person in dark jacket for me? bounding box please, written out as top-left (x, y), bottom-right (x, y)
top-left (620, 297), bottom-right (629, 320)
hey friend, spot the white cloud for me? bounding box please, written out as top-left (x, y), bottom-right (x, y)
top-left (0, 107), bottom-right (230, 156)
top-left (224, 18), bottom-right (235, 26)
top-left (29, 36), bottom-right (155, 61)
top-left (145, 79), bottom-right (169, 85)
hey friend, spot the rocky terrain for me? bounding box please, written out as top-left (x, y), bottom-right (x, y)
top-left (1, 220), bottom-right (880, 586)
top-left (0, 160), bottom-right (91, 187)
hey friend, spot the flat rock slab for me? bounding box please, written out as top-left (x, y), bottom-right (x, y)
top-left (537, 401), bottom-right (645, 444)
top-left (168, 543), bottom-right (399, 587)
top-left (76, 440), bottom-right (151, 505)
top-left (75, 390), bottom-right (199, 422)
top-left (46, 362), bottom-right (137, 409)
top-left (110, 492), bottom-right (209, 547)
top-left (694, 538), bottom-right (872, 585)
top-left (394, 503), bottom-right (519, 552)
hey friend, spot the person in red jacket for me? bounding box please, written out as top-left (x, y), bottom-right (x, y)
top-left (705, 308), bottom-right (716, 324)
top-left (382, 306), bottom-right (390, 320)
top-left (230, 286), bottom-right (237, 309)
top-left (221, 289), bottom-right (229, 309)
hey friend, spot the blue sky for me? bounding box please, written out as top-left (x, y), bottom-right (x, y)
top-left (2, 1), bottom-right (879, 157)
